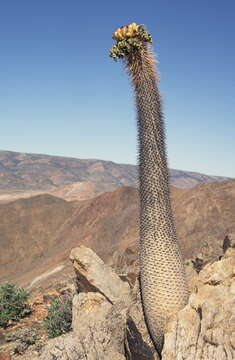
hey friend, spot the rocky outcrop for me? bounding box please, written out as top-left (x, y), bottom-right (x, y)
top-left (39, 246), bottom-right (131, 360)
top-left (72, 292), bottom-right (112, 332)
top-left (161, 248), bottom-right (235, 359)
top-left (35, 246), bottom-right (235, 359)
top-left (39, 301), bottom-right (128, 360)
top-left (70, 246), bottom-right (130, 304)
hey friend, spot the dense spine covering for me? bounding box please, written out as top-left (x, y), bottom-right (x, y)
top-left (110, 24), bottom-right (189, 354)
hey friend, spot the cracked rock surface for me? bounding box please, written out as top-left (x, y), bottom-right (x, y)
top-left (70, 246), bottom-right (130, 304)
top-left (39, 301), bottom-right (127, 360)
top-left (162, 249), bottom-right (235, 359)
top-left (28, 247), bottom-right (234, 359)
top-left (38, 246), bottom-right (131, 360)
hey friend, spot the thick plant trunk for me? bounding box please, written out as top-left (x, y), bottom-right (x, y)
top-left (128, 46), bottom-right (188, 352)
top-left (110, 24), bottom-right (189, 354)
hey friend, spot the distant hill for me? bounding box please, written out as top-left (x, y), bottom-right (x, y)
top-left (0, 188), bottom-right (139, 285)
top-left (0, 150), bottom-right (230, 195)
top-left (1, 179), bottom-right (235, 288)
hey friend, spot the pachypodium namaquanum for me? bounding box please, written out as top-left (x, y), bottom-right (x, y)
top-left (109, 23), bottom-right (189, 355)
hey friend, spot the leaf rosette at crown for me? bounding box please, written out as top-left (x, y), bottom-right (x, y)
top-left (109, 23), bottom-right (152, 60)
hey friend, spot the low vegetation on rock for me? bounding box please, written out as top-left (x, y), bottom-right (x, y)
top-left (43, 295), bottom-right (73, 338)
top-left (0, 282), bottom-right (30, 328)
top-left (6, 328), bottom-right (38, 355)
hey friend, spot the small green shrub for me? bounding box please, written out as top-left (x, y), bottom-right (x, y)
top-left (6, 328), bottom-right (38, 354)
top-left (43, 296), bottom-right (73, 338)
top-left (0, 282), bottom-right (30, 327)
top-left (6, 329), bottom-right (37, 344)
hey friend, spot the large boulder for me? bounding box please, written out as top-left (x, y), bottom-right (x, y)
top-left (161, 249), bottom-right (235, 359)
top-left (39, 300), bottom-right (127, 360)
top-left (70, 246), bottom-right (130, 304)
top-left (38, 246), bottom-right (131, 360)
top-left (37, 246), bottom-right (234, 360)
top-left (72, 292), bottom-right (112, 332)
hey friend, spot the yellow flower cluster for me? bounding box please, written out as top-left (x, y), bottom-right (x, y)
top-left (112, 22), bottom-right (139, 40)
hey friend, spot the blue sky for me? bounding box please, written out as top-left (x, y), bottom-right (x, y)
top-left (1, 1), bottom-right (234, 177)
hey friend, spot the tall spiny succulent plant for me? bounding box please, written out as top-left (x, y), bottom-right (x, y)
top-left (109, 23), bottom-right (189, 354)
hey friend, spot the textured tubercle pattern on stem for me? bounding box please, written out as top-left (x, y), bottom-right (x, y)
top-left (110, 23), bottom-right (189, 355)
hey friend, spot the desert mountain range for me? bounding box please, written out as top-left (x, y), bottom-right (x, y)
top-left (0, 150), bottom-right (234, 289)
top-left (0, 150), bottom-right (230, 196)
top-left (1, 176), bottom-right (235, 288)
top-left (0, 149), bottom-right (234, 289)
